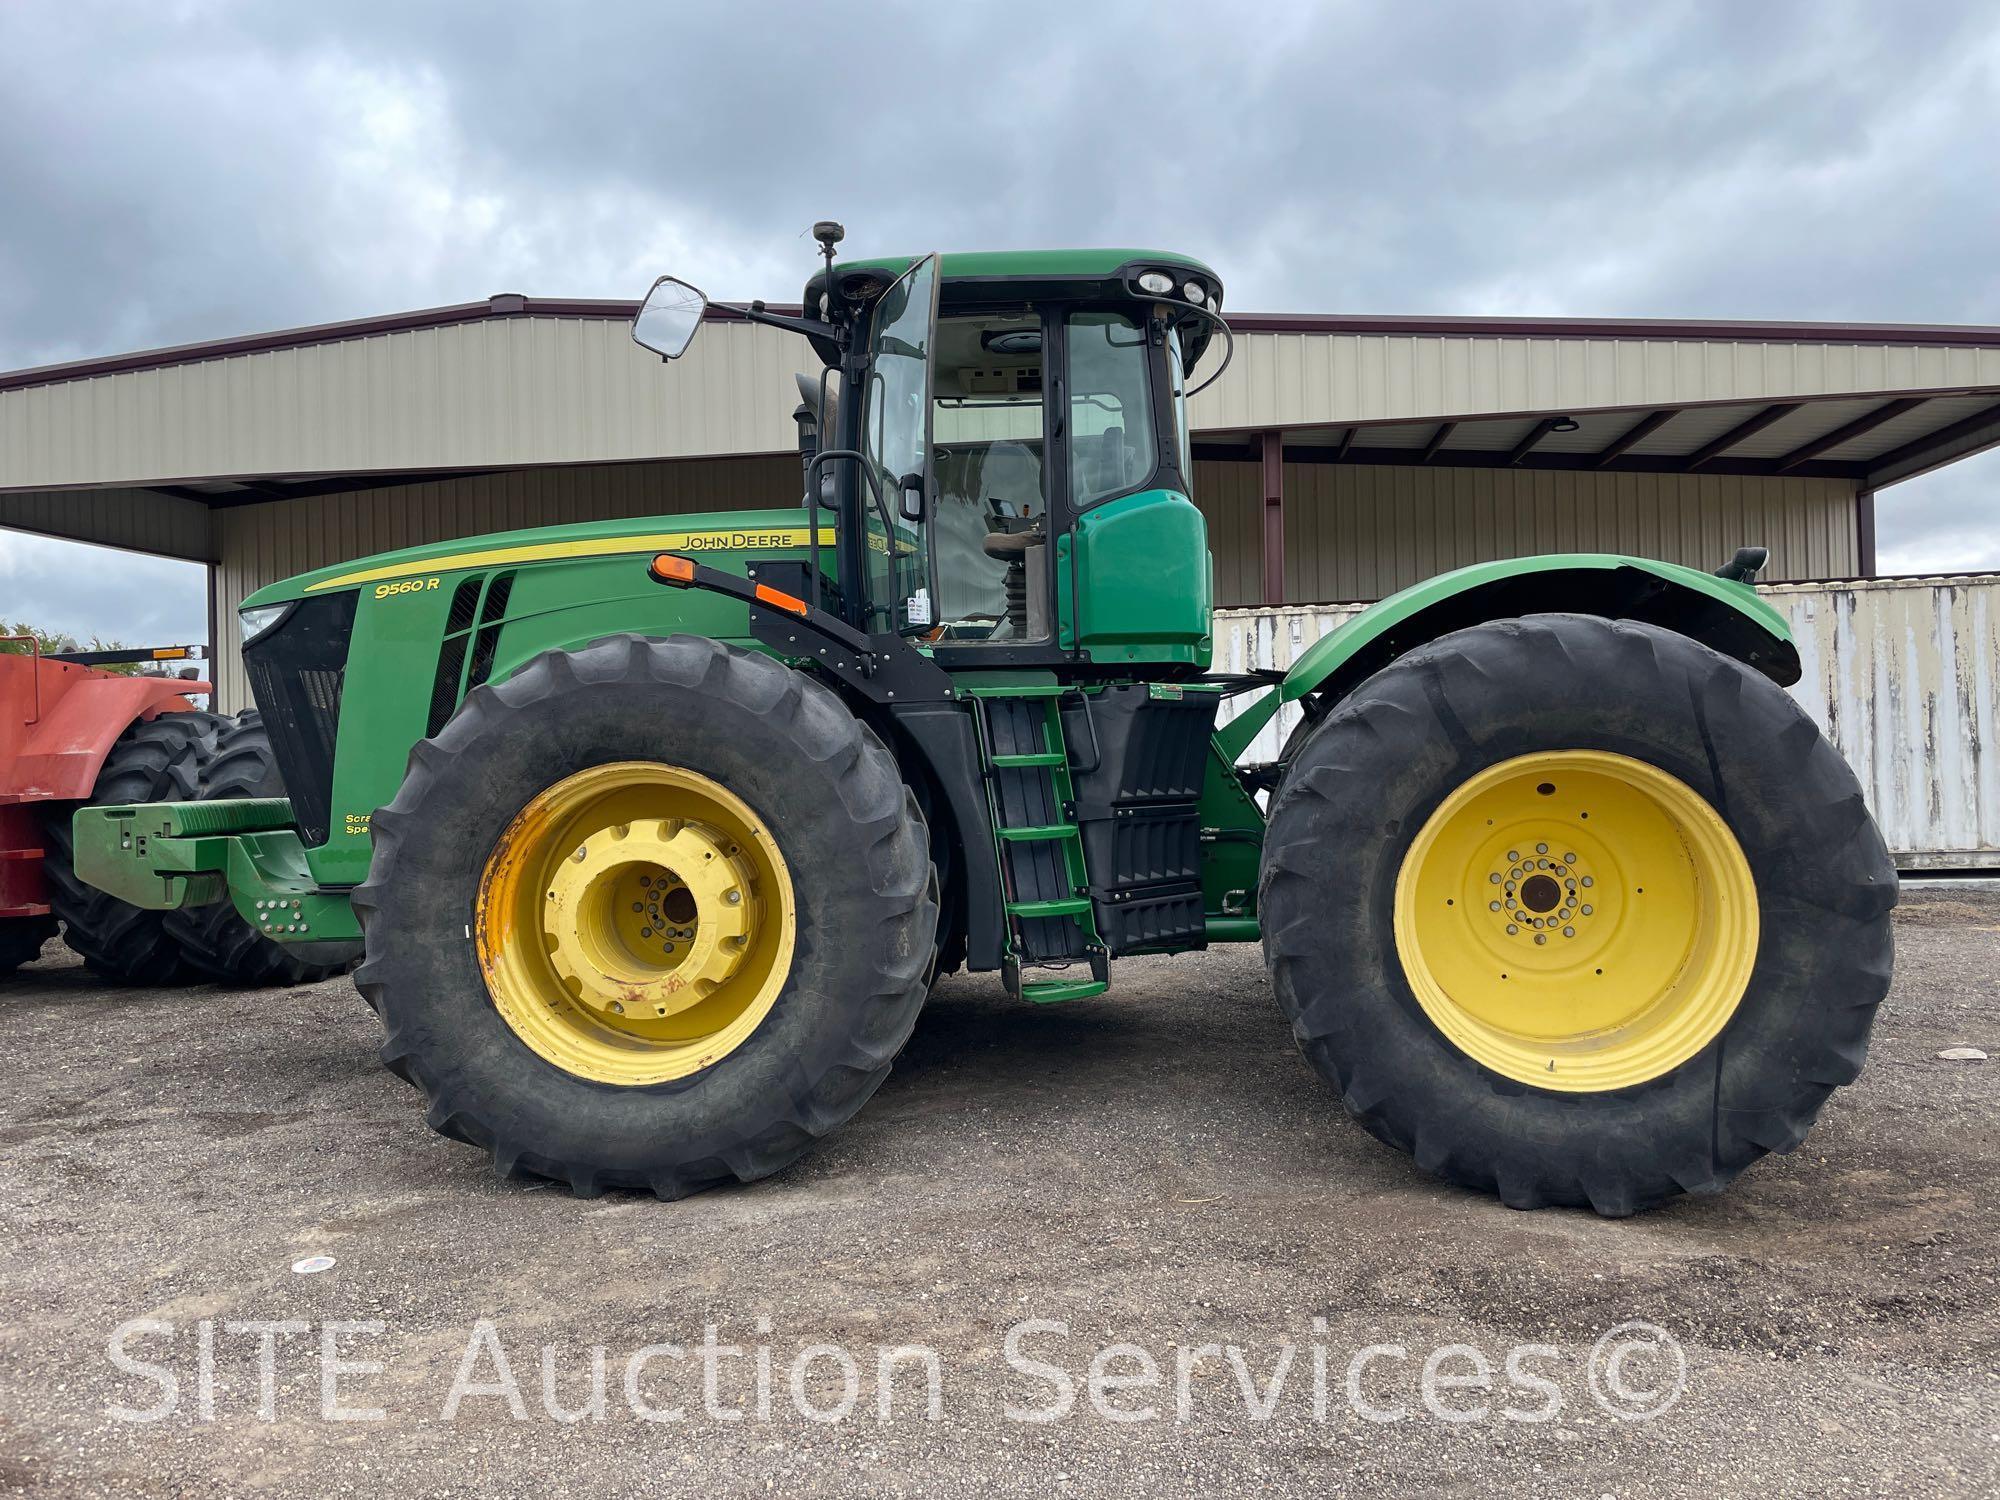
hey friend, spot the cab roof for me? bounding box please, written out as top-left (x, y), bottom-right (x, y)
top-left (804, 248), bottom-right (1222, 313)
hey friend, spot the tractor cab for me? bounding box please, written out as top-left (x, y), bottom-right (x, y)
top-left (636, 231), bottom-right (1227, 674)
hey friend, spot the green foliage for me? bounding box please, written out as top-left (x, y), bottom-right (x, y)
top-left (0, 621), bottom-right (142, 674)
top-left (0, 619), bottom-right (74, 654)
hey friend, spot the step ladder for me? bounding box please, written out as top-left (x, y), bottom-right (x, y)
top-left (964, 684), bottom-right (1108, 1003)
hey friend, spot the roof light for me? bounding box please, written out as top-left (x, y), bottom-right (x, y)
top-left (1136, 270), bottom-right (1175, 296)
top-left (1182, 281), bottom-right (1207, 305)
top-left (1550, 416), bottom-right (1581, 433)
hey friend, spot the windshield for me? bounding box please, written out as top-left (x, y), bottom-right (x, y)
top-left (859, 254), bottom-right (939, 633)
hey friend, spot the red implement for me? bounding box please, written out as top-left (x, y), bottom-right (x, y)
top-left (0, 641), bottom-right (211, 917)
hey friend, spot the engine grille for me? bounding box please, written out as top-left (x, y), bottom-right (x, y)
top-left (243, 591), bottom-right (357, 848)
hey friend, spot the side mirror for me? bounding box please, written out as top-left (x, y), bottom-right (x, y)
top-left (631, 276), bottom-right (707, 360)
top-left (898, 471), bottom-right (927, 523)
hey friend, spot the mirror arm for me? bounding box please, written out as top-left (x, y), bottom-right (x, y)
top-left (734, 301), bottom-right (842, 344)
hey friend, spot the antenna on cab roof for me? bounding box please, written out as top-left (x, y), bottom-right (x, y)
top-left (812, 221), bottom-right (844, 310)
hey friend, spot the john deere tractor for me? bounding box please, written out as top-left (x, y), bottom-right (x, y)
top-left (75, 227), bottom-right (1895, 1214)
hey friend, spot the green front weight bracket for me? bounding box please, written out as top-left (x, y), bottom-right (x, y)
top-left (72, 799), bottom-right (362, 946)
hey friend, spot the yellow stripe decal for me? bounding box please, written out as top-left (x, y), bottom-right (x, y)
top-left (305, 527), bottom-right (839, 592)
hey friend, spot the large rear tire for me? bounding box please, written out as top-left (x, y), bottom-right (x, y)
top-left (1260, 614), bottom-right (1896, 1216)
top-left (39, 711), bottom-right (221, 984)
top-left (354, 634), bottom-right (937, 1198)
top-left (164, 711), bottom-right (357, 986)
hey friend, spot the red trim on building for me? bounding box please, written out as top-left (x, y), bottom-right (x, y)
top-left (1223, 311), bottom-right (2000, 348)
top-left (0, 297), bottom-right (793, 394)
top-left (9, 299), bottom-right (2000, 397)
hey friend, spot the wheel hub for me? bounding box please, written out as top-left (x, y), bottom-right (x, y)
top-left (542, 817), bottom-right (759, 1022)
top-left (474, 761), bottom-right (795, 1087)
top-left (1483, 840), bottom-right (1600, 946)
top-left (1394, 750), bottom-right (1758, 1091)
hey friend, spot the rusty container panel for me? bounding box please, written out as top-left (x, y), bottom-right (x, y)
top-left (1217, 574), bottom-right (2000, 869)
top-left (1769, 576), bottom-right (2000, 869)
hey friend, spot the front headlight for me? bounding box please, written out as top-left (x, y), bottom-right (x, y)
top-left (238, 602), bottom-right (294, 647)
top-left (1136, 270), bottom-right (1176, 296)
top-left (1182, 281), bottom-right (1206, 305)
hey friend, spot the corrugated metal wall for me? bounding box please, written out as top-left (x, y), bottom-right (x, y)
top-left (1192, 329), bottom-right (2000, 432)
top-left (1214, 574), bottom-right (2000, 867)
top-left (0, 486), bottom-right (213, 561)
top-left (1191, 462), bottom-right (1857, 605)
top-left (206, 448), bottom-right (1857, 704)
top-left (210, 454), bottom-right (799, 708)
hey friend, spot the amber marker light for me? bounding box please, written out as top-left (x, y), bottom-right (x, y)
top-left (649, 554), bottom-right (696, 584)
top-left (753, 583), bottom-right (810, 617)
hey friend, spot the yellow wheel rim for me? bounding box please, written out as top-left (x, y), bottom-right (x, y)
top-left (475, 761), bottom-right (796, 1086)
top-left (1392, 750), bottom-right (1758, 1091)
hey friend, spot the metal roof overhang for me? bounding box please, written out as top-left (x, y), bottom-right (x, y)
top-left (7, 300), bottom-right (2000, 502)
top-left (101, 384), bottom-right (2000, 510)
top-left (1192, 385), bottom-right (2000, 490)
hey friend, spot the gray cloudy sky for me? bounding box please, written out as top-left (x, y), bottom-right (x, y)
top-left (3, 0), bottom-right (1998, 643)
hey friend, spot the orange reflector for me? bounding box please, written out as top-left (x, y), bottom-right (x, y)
top-left (753, 582), bottom-right (810, 616)
top-left (649, 554), bottom-right (696, 584)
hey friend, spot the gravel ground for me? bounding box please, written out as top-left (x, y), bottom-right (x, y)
top-left (1, 885), bottom-right (1996, 1498)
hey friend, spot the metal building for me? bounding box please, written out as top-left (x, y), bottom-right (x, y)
top-left (3, 292), bottom-right (1999, 860)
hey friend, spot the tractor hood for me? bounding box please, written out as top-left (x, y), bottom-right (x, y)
top-left (241, 508), bottom-right (832, 608)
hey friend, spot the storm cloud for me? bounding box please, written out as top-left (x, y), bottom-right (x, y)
top-left (3, 0), bottom-right (1997, 636)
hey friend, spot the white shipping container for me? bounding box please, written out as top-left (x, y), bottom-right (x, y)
top-left (1215, 573), bottom-right (2000, 869)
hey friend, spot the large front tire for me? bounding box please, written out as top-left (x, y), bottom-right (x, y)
top-left (164, 712), bottom-right (358, 986)
top-left (39, 711), bottom-right (219, 984)
top-left (1261, 614), bottom-right (1896, 1216)
top-left (354, 635), bottom-right (937, 1198)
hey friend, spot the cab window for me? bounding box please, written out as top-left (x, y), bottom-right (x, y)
top-left (1067, 311), bottom-right (1156, 509)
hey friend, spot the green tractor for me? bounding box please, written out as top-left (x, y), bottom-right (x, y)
top-left (76, 227), bottom-right (1895, 1214)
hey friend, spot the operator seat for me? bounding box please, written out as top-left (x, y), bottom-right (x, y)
top-left (934, 441), bottom-right (1035, 623)
top-left (978, 440), bottom-right (1042, 519)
